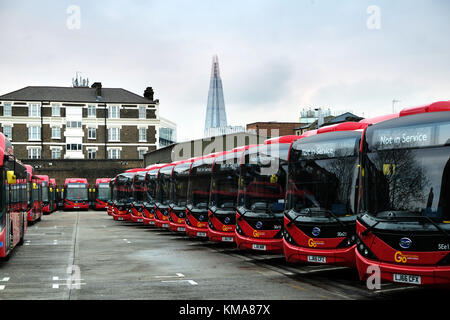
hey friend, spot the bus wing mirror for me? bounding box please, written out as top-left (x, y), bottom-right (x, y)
top-left (6, 171), bottom-right (16, 184)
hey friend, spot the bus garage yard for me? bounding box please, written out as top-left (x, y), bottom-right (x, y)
top-left (0, 209), bottom-right (446, 300)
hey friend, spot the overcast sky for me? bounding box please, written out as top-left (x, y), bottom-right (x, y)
top-left (1, 0), bottom-right (449, 141)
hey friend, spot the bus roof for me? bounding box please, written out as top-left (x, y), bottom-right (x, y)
top-left (96, 178), bottom-right (111, 184)
top-left (35, 175), bottom-right (49, 182)
top-left (399, 100), bottom-right (450, 117)
top-left (65, 178), bottom-right (88, 184)
top-left (264, 135), bottom-right (302, 145)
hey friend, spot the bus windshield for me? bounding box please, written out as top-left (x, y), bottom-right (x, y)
top-left (187, 163), bottom-right (212, 209)
top-left (210, 163), bottom-right (240, 211)
top-left (364, 118), bottom-right (450, 221)
top-left (237, 144), bottom-right (290, 215)
top-left (97, 183), bottom-right (110, 201)
top-left (66, 183), bottom-right (88, 201)
top-left (157, 174), bottom-right (171, 205)
top-left (172, 175), bottom-right (189, 206)
top-left (42, 181), bottom-right (49, 202)
top-left (287, 134), bottom-right (360, 217)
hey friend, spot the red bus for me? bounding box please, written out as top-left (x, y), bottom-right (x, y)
top-left (94, 178), bottom-right (111, 210)
top-left (0, 133), bottom-right (28, 260)
top-left (111, 172), bottom-right (134, 221)
top-left (25, 165), bottom-right (43, 223)
top-left (185, 154), bottom-right (219, 238)
top-left (106, 177), bottom-right (115, 216)
top-left (49, 178), bottom-right (57, 212)
top-left (141, 164), bottom-right (166, 226)
top-left (35, 175), bottom-right (56, 214)
top-left (283, 118), bottom-right (397, 267)
top-left (154, 163), bottom-right (180, 228)
top-left (356, 101), bottom-right (450, 287)
top-left (129, 169), bottom-right (148, 223)
top-left (235, 137), bottom-right (301, 253)
top-left (207, 147), bottom-right (252, 243)
top-left (168, 159), bottom-right (195, 232)
top-left (63, 178), bottom-right (89, 210)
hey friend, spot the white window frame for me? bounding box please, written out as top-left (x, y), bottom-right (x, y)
top-left (51, 103), bottom-right (61, 117)
top-left (28, 103), bottom-right (41, 117)
top-left (87, 148), bottom-right (97, 159)
top-left (67, 121), bottom-right (82, 128)
top-left (108, 148), bottom-right (121, 159)
top-left (108, 127), bottom-right (120, 142)
top-left (87, 105), bottom-right (96, 117)
top-left (28, 126), bottom-right (41, 141)
top-left (87, 127), bottom-right (97, 139)
top-left (138, 127), bottom-right (147, 142)
top-left (51, 148), bottom-right (61, 159)
top-left (27, 147), bottom-right (41, 159)
top-left (108, 105), bottom-right (120, 119)
top-left (51, 126), bottom-right (61, 139)
top-left (3, 103), bottom-right (12, 116)
top-left (3, 125), bottom-right (12, 140)
top-left (139, 106), bottom-right (146, 119)
top-left (138, 147), bottom-right (148, 160)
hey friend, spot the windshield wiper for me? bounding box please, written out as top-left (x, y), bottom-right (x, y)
top-left (287, 208), bottom-right (347, 227)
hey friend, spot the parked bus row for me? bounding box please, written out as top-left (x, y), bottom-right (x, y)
top-left (0, 135), bottom-right (60, 260)
top-left (107, 100), bottom-right (450, 288)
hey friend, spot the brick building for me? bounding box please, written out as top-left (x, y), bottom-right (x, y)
top-left (246, 122), bottom-right (304, 138)
top-left (0, 83), bottom-right (174, 160)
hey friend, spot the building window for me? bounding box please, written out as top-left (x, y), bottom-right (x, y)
top-left (28, 148), bottom-right (41, 159)
top-left (67, 121), bottom-right (82, 128)
top-left (51, 127), bottom-right (61, 139)
top-left (138, 149), bottom-right (147, 159)
top-left (139, 106), bottom-right (146, 119)
top-left (66, 144), bottom-right (82, 151)
top-left (87, 149), bottom-right (97, 159)
top-left (108, 149), bottom-right (120, 159)
top-left (28, 103), bottom-right (41, 117)
top-left (51, 103), bottom-right (60, 116)
top-left (28, 126), bottom-right (41, 140)
top-left (3, 103), bottom-right (12, 116)
top-left (51, 148), bottom-right (61, 159)
top-left (3, 126), bottom-right (12, 140)
top-left (138, 127), bottom-right (146, 142)
top-left (108, 128), bottom-right (120, 141)
top-left (109, 105), bottom-right (120, 119)
top-left (88, 128), bottom-right (97, 139)
top-left (88, 105), bottom-right (96, 117)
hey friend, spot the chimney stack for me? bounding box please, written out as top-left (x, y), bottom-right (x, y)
top-left (91, 82), bottom-right (102, 97)
top-left (144, 87), bottom-right (154, 100)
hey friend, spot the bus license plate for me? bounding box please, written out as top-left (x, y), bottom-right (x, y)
top-left (252, 244), bottom-right (266, 251)
top-left (222, 236), bottom-right (234, 242)
top-left (177, 227), bottom-right (186, 232)
top-left (137, 219), bottom-right (143, 223)
top-left (307, 255), bottom-right (327, 264)
top-left (162, 224), bottom-right (169, 228)
top-left (118, 217), bottom-right (124, 221)
top-left (197, 232), bottom-right (207, 237)
top-left (149, 221), bottom-right (154, 225)
top-left (393, 273), bottom-right (421, 285)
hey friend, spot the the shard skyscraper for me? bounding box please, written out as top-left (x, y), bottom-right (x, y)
top-left (204, 55), bottom-right (228, 137)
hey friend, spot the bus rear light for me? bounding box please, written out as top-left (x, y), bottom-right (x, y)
top-left (356, 235), bottom-right (378, 260)
top-left (283, 229), bottom-right (298, 246)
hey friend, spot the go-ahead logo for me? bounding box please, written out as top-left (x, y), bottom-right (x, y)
top-left (308, 238), bottom-right (325, 248)
top-left (394, 251), bottom-right (419, 263)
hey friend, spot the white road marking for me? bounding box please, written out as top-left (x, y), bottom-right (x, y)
top-left (1, 277), bottom-right (10, 282)
top-left (53, 276), bottom-right (59, 281)
top-left (0, 285), bottom-right (5, 290)
top-left (52, 284), bottom-right (59, 289)
top-left (161, 280), bottom-right (198, 286)
top-left (155, 273), bottom-right (185, 278)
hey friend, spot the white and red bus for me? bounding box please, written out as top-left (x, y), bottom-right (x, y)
top-left (207, 147), bottom-right (253, 243)
top-left (25, 165), bottom-right (43, 223)
top-left (0, 133), bottom-right (28, 260)
top-left (94, 178), bottom-right (112, 210)
top-left (35, 175), bottom-right (56, 214)
top-left (141, 164), bottom-right (166, 225)
top-left (111, 172), bottom-right (134, 221)
top-left (185, 154), bottom-right (218, 238)
top-left (63, 178), bottom-right (89, 210)
top-left (129, 169), bottom-right (148, 223)
top-left (356, 101), bottom-right (450, 287)
top-left (283, 117), bottom-right (397, 267)
top-left (235, 137), bottom-right (301, 253)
